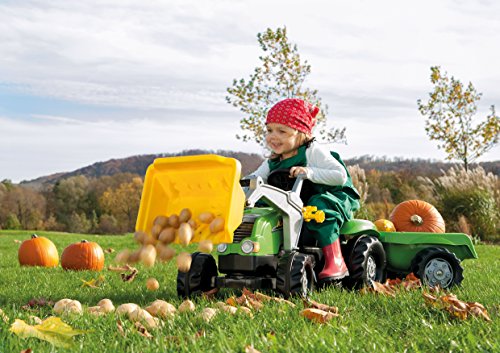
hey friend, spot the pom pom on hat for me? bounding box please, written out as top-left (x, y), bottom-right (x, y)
top-left (265, 98), bottom-right (319, 135)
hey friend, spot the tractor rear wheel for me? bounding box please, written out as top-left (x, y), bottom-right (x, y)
top-left (411, 247), bottom-right (463, 289)
top-left (276, 251), bottom-right (315, 298)
top-left (177, 252), bottom-right (218, 298)
top-left (344, 236), bottom-right (386, 289)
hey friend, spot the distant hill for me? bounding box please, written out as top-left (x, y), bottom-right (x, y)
top-left (21, 150), bottom-right (499, 189)
top-left (21, 150), bottom-right (266, 189)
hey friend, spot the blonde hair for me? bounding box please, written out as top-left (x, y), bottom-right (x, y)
top-left (268, 132), bottom-right (313, 160)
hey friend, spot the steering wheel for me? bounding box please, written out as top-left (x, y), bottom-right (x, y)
top-left (267, 168), bottom-right (296, 191)
top-left (267, 168), bottom-right (316, 202)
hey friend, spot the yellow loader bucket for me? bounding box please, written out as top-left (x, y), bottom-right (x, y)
top-left (135, 154), bottom-right (245, 244)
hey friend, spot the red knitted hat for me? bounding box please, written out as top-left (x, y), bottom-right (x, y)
top-left (265, 98), bottom-right (320, 135)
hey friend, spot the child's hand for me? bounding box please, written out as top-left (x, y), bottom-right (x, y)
top-left (290, 166), bottom-right (308, 178)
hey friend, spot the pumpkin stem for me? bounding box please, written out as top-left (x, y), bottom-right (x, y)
top-left (81, 240), bottom-right (89, 243)
top-left (410, 214), bottom-right (424, 226)
top-left (31, 234), bottom-right (38, 239)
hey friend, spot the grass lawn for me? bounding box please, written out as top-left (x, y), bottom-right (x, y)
top-left (0, 230), bottom-right (498, 352)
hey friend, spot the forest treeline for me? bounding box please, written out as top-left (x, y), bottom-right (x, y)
top-left (1, 151), bottom-right (499, 242)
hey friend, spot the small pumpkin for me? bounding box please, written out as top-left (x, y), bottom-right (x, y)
top-left (18, 234), bottom-right (59, 267)
top-left (61, 240), bottom-right (105, 271)
top-left (373, 219), bottom-right (396, 232)
top-left (389, 200), bottom-right (445, 233)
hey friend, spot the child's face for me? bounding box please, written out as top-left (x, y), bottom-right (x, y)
top-left (265, 123), bottom-right (302, 159)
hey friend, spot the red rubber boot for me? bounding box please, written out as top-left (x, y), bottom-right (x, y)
top-left (318, 238), bottom-right (349, 281)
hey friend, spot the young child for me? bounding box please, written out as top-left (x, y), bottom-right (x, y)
top-left (249, 98), bottom-right (360, 284)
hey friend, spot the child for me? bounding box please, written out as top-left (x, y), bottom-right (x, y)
top-left (249, 98), bottom-right (360, 284)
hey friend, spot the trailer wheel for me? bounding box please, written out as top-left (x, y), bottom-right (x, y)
top-left (276, 251), bottom-right (315, 299)
top-left (177, 252), bottom-right (218, 298)
top-left (345, 236), bottom-right (386, 289)
top-left (411, 247), bottom-right (463, 289)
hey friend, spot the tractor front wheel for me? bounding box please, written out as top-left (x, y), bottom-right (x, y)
top-left (276, 251), bottom-right (315, 298)
top-left (177, 252), bottom-right (218, 298)
top-left (411, 247), bottom-right (463, 289)
top-left (345, 236), bottom-right (386, 289)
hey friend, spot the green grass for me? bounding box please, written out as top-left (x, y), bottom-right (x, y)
top-left (0, 230), bottom-right (498, 352)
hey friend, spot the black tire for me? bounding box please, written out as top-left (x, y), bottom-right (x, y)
top-left (345, 236), bottom-right (386, 289)
top-left (276, 251), bottom-right (315, 299)
top-left (411, 247), bottom-right (463, 289)
top-left (177, 252), bottom-right (218, 298)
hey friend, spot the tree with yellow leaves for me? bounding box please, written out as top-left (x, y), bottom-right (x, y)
top-left (417, 66), bottom-right (499, 171)
top-left (99, 177), bottom-right (143, 232)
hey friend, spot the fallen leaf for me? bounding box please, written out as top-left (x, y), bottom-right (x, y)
top-left (361, 281), bottom-right (396, 297)
top-left (121, 268), bottom-right (139, 282)
top-left (21, 298), bottom-right (55, 311)
top-left (423, 292), bottom-right (491, 322)
top-left (246, 297), bottom-right (264, 310)
top-left (104, 248), bottom-right (115, 254)
top-left (302, 298), bottom-right (338, 314)
top-left (300, 308), bottom-right (338, 323)
top-left (194, 329), bottom-right (206, 339)
top-left (202, 288), bottom-right (219, 300)
top-left (108, 264), bottom-right (132, 272)
top-left (10, 317), bottom-right (87, 348)
top-left (116, 320), bottom-right (126, 337)
top-left (226, 297), bottom-right (238, 307)
top-left (468, 305), bottom-right (492, 322)
top-left (14, 239), bottom-right (22, 244)
top-left (134, 322), bottom-right (153, 338)
top-left (81, 275), bottom-right (105, 288)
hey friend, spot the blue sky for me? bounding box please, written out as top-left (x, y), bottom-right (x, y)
top-left (1, 0), bottom-right (499, 183)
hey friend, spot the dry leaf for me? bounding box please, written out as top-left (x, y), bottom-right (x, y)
top-left (202, 288), bottom-right (219, 300)
top-left (22, 298), bottom-right (54, 311)
top-left (116, 320), bottom-right (126, 337)
top-left (194, 329), bottom-right (206, 339)
top-left (108, 264), bottom-right (132, 272)
top-left (300, 308), bottom-right (338, 323)
top-left (134, 322), bottom-right (153, 338)
top-left (302, 298), bottom-right (338, 314)
top-left (104, 248), bottom-right (115, 254)
top-left (10, 317), bottom-right (87, 348)
top-left (469, 305), bottom-right (492, 322)
top-left (422, 292), bottom-right (491, 322)
top-left (361, 281), bottom-right (396, 297)
top-left (246, 297), bottom-right (264, 311)
top-left (226, 297), bottom-right (238, 307)
top-left (121, 268), bottom-right (139, 282)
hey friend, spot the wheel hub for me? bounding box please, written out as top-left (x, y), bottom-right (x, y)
top-left (423, 258), bottom-right (453, 287)
top-left (367, 256), bottom-right (377, 280)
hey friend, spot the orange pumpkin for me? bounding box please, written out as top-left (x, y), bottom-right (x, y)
top-left (61, 240), bottom-right (105, 271)
top-left (18, 234), bottom-right (59, 267)
top-left (373, 219), bottom-right (396, 232)
top-left (389, 200), bottom-right (445, 233)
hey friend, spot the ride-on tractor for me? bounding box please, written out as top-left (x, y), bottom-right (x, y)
top-left (136, 155), bottom-right (477, 298)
